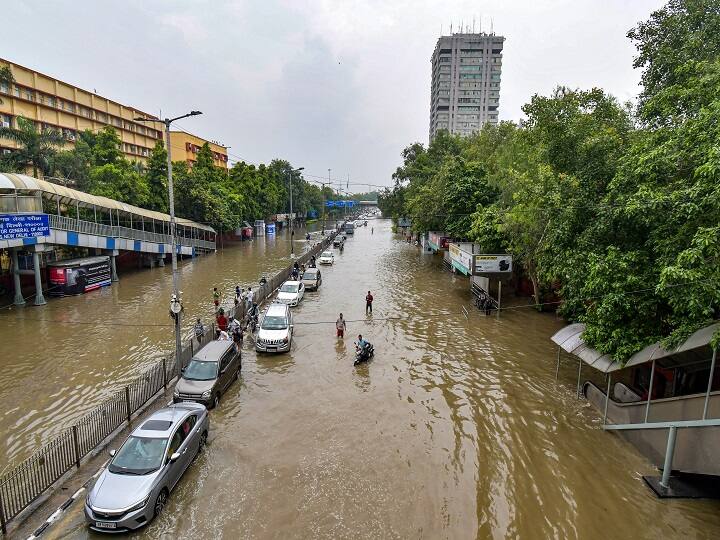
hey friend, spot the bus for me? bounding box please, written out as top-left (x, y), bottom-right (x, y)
top-left (345, 222), bottom-right (355, 235)
top-left (47, 256), bottom-right (112, 296)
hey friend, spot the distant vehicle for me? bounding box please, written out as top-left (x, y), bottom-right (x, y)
top-left (345, 222), bottom-right (355, 235)
top-left (173, 340), bottom-right (241, 409)
top-left (301, 268), bottom-right (322, 291)
top-left (333, 237), bottom-right (344, 248)
top-left (256, 303), bottom-right (293, 353)
top-left (84, 402), bottom-right (209, 533)
top-left (47, 256), bottom-right (112, 296)
top-left (276, 280), bottom-right (305, 306)
top-left (318, 251), bottom-right (335, 265)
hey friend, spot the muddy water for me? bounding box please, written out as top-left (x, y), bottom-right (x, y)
top-left (11, 220), bottom-right (720, 538)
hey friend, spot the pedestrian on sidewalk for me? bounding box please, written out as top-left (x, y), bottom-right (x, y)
top-left (216, 309), bottom-right (228, 332)
top-left (213, 287), bottom-right (220, 307)
top-left (336, 313), bottom-right (347, 338)
top-left (365, 291), bottom-right (374, 314)
top-left (245, 287), bottom-right (254, 310)
top-left (194, 318), bottom-right (205, 343)
top-left (235, 285), bottom-right (241, 299)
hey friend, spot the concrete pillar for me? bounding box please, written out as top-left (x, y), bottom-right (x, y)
top-left (32, 251), bottom-right (46, 306)
top-left (11, 248), bottom-right (25, 306)
top-left (110, 252), bottom-right (119, 282)
top-left (157, 256), bottom-right (165, 267)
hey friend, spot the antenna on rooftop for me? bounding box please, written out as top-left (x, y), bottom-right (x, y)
top-left (472, 16), bottom-right (475, 33)
top-left (491, 18), bottom-right (494, 34)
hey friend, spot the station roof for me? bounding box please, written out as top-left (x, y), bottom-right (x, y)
top-left (0, 173), bottom-right (215, 232)
top-left (551, 322), bottom-right (719, 373)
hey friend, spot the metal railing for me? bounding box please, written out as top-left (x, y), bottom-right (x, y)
top-left (0, 231), bottom-right (336, 534)
top-left (47, 215), bottom-right (216, 251)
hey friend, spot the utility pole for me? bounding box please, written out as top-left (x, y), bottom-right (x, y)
top-left (135, 110), bottom-right (202, 375)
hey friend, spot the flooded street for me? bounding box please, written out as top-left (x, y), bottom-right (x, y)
top-left (8, 220), bottom-right (720, 539)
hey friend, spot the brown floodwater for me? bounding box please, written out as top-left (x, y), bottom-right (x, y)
top-left (6, 219), bottom-right (720, 538)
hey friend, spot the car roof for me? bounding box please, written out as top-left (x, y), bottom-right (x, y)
top-left (192, 340), bottom-right (234, 361)
top-left (303, 268), bottom-right (318, 274)
top-left (283, 280), bottom-right (300, 285)
top-left (132, 403), bottom-right (204, 438)
top-left (267, 303), bottom-right (289, 315)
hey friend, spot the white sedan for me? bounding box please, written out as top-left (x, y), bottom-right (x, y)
top-left (318, 250), bottom-right (335, 265)
top-left (276, 280), bottom-right (305, 306)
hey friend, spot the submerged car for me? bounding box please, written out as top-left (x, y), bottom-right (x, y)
top-left (318, 251), bottom-right (334, 265)
top-left (255, 303), bottom-right (293, 353)
top-left (301, 268), bottom-right (322, 291)
top-left (276, 280), bottom-right (305, 306)
top-left (85, 403), bottom-right (209, 533)
top-left (173, 340), bottom-right (241, 409)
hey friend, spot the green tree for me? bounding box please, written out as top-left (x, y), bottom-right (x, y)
top-left (145, 141), bottom-right (168, 212)
top-left (0, 116), bottom-right (66, 177)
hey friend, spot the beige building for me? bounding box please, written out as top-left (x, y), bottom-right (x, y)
top-left (0, 58), bottom-right (163, 163)
top-left (169, 130), bottom-right (228, 169)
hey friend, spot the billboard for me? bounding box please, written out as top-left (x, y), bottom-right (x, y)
top-left (449, 243), bottom-right (473, 275)
top-left (0, 214), bottom-right (50, 240)
top-left (474, 254), bottom-right (513, 273)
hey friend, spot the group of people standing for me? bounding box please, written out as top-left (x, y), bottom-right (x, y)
top-left (195, 285), bottom-right (258, 352)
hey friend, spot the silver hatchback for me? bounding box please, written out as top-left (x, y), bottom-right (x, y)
top-left (84, 402), bottom-right (209, 532)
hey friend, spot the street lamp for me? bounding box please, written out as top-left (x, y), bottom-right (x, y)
top-left (135, 110), bottom-right (202, 376)
top-left (287, 166), bottom-right (304, 257)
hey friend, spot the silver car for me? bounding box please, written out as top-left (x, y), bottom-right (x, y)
top-left (173, 340), bottom-right (241, 408)
top-left (255, 303), bottom-right (293, 353)
top-left (84, 403), bottom-right (209, 532)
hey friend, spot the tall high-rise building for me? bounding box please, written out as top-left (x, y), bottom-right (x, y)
top-left (429, 32), bottom-right (504, 141)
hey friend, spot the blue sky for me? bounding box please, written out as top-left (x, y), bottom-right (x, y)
top-left (4, 0), bottom-right (665, 191)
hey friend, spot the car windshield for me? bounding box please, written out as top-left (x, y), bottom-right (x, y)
top-left (262, 315), bottom-right (287, 330)
top-left (321, 252), bottom-right (332, 257)
top-left (183, 359), bottom-right (218, 381)
top-left (280, 283), bottom-right (298, 293)
top-left (108, 436), bottom-right (167, 475)
top-left (302, 271), bottom-right (317, 279)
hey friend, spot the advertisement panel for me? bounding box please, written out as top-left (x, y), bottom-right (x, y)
top-left (474, 254), bottom-right (513, 273)
top-left (449, 243), bottom-right (473, 275)
top-left (428, 231), bottom-right (450, 251)
top-left (0, 214), bottom-right (50, 240)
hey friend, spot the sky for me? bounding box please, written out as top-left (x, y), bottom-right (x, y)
top-left (3, 0), bottom-right (666, 193)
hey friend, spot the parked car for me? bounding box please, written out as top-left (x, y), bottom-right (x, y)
top-left (318, 250), bottom-right (335, 265)
top-left (301, 268), bottom-right (322, 291)
top-left (172, 340), bottom-right (241, 409)
top-left (276, 280), bottom-right (305, 306)
top-left (255, 303), bottom-right (293, 353)
top-left (85, 402), bottom-right (209, 533)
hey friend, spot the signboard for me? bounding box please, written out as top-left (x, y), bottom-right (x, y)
top-left (325, 200), bottom-right (335, 207)
top-left (449, 243), bottom-right (473, 275)
top-left (397, 217), bottom-right (411, 228)
top-left (428, 231), bottom-right (450, 251)
top-left (474, 254), bottom-right (513, 273)
top-left (346, 201), bottom-right (355, 208)
top-left (0, 214), bottom-right (50, 240)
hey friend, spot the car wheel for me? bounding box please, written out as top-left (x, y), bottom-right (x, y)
top-left (197, 431), bottom-right (208, 456)
top-left (212, 394), bottom-right (220, 409)
top-left (154, 490), bottom-right (168, 518)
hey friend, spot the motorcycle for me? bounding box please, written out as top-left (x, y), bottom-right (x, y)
top-left (354, 342), bottom-right (374, 365)
top-left (247, 303), bottom-right (259, 333)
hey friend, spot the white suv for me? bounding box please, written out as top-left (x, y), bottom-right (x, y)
top-left (255, 303), bottom-right (293, 353)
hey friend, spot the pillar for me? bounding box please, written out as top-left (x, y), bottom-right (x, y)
top-left (157, 255), bottom-right (165, 267)
top-left (32, 251), bottom-right (46, 306)
top-left (109, 250), bottom-right (119, 282)
top-left (11, 248), bottom-right (25, 306)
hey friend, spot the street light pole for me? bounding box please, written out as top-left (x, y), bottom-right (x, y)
top-left (135, 110), bottom-right (202, 376)
top-left (287, 166), bottom-right (303, 257)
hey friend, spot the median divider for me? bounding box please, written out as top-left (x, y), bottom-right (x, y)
top-left (0, 230), bottom-right (337, 536)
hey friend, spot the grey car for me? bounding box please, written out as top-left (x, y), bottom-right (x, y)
top-left (84, 402), bottom-right (209, 532)
top-left (301, 268), bottom-right (322, 291)
top-left (173, 340), bottom-right (241, 408)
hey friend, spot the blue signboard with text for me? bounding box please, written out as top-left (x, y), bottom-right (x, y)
top-left (325, 200), bottom-right (335, 207)
top-left (0, 214), bottom-right (50, 240)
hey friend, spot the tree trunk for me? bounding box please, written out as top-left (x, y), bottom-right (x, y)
top-left (529, 267), bottom-right (541, 311)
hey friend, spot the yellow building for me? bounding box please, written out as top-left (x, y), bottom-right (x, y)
top-left (0, 58), bottom-right (163, 164)
top-left (169, 130), bottom-right (228, 169)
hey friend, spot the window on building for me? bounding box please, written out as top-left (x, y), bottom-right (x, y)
top-left (23, 88), bottom-right (34, 101)
top-left (0, 81), bottom-right (8, 94)
top-left (0, 114), bottom-right (12, 128)
top-left (65, 102), bottom-right (75, 113)
top-left (13, 86), bottom-right (20, 98)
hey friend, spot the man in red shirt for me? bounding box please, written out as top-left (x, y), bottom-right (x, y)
top-left (365, 291), bottom-right (373, 314)
top-left (216, 310), bottom-right (228, 332)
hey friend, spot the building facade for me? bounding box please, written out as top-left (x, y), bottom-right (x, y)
top-left (0, 59), bottom-right (164, 163)
top-left (169, 130), bottom-right (228, 169)
top-left (429, 33), bottom-right (504, 141)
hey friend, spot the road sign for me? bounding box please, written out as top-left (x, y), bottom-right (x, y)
top-left (325, 200), bottom-right (335, 207)
top-left (0, 214), bottom-right (50, 240)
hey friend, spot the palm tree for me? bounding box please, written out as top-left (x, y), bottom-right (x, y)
top-left (0, 116), bottom-right (66, 177)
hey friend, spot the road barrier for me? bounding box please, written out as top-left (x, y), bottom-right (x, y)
top-left (0, 230), bottom-right (336, 534)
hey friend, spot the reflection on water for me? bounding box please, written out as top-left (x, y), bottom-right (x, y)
top-left (13, 220), bottom-right (720, 539)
